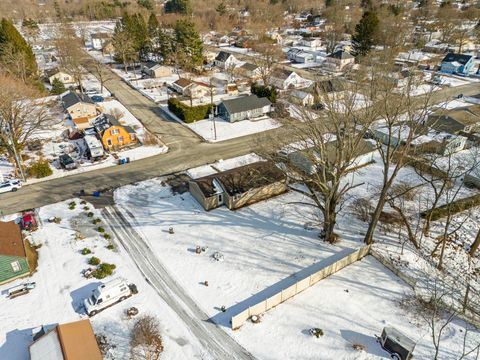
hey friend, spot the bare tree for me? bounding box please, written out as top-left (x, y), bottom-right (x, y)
top-left (470, 229), bottom-right (480, 257)
top-left (85, 57), bottom-right (112, 94)
top-left (0, 74), bottom-right (52, 179)
top-left (251, 40), bottom-right (283, 86)
top-left (130, 315), bottom-right (164, 360)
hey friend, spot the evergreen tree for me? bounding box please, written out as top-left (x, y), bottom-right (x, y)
top-left (147, 13), bottom-right (160, 57)
top-left (50, 78), bottom-right (66, 95)
top-left (216, 2), bottom-right (227, 15)
top-left (174, 20), bottom-right (203, 70)
top-left (137, 0), bottom-right (154, 10)
top-left (0, 18), bottom-right (38, 81)
top-left (352, 11), bottom-right (379, 56)
top-left (164, 0), bottom-right (191, 15)
top-left (158, 29), bottom-right (175, 64)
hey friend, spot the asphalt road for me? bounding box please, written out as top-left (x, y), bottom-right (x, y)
top-left (103, 205), bottom-right (254, 360)
top-left (0, 68), bottom-right (478, 215)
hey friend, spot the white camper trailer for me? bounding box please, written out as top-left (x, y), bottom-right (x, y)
top-left (83, 278), bottom-right (137, 316)
top-left (84, 135), bottom-right (104, 159)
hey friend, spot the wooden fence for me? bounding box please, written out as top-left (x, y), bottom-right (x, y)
top-left (231, 245), bottom-right (371, 330)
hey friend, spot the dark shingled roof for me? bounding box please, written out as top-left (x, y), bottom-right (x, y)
top-left (327, 50), bottom-right (354, 60)
top-left (240, 62), bottom-right (259, 71)
top-left (441, 53), bottom-right (473, 65)
top-left (62, 91), bottom-right (95, 109)
top-left (215, 51), bottom-right (232, 62)
top-left (221, 95), bottom-right (271, 115)
top-left (193, 161), bottom-right (285, 197)
top-left (428, 105), bottom-right (480, 134)
top-left (0, 221), bottom-right (26, 258)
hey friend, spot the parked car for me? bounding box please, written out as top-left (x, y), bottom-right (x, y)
top-left (91, 95), bottom-right (104, 103)
top-left (59, 154), bottom-right (77, 170)
top-left (0, 179), bottom-right (22, 194)
top-left (379, 327), bottom-right (415, 360)
top-left (84, 278), bottom-right (137, 316)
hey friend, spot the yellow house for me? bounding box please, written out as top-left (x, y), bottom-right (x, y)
top-left (93, 114), bottom-right (137, 150)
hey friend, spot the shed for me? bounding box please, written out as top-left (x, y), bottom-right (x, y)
top-left (0, 221), bottom-right (30, 285)
top-left (380, 327), bottom-right (415, 360)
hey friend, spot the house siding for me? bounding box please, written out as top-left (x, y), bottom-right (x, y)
top-left (101, 126), bottom-right (136, 150)
top-left (0, 255), bottom-right (29, 285)
top-left (188, 181), bottom-right (219, 210)
top-left (225, 181), bottom-right (288, 209)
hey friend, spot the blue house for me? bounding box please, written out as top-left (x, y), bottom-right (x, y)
top-left (440, 53), bottom-right (475, 76)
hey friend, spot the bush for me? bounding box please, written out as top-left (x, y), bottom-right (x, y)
top-left (83, 206), bottom-right (90, 211)
top-left (27, 158), bottom-right (53, 178)
top-left (69, 201), bottom-right (76, 210)
top-left (89, 256), bottom-right (101, 266)
top-left (87, 212), bottom-right (94, 218)
top-left (80, 200), bottom-right (87, 205)
top-left (106, 243), bottom-right (114, 250)
top-left (81, 248), bottom-right (91, 255)
top-left (104, 234), bottom-right (111, 240)
top-left (50, 78), bottom-right (66, 95)
top-left (92, 263), bottom-right (116, 279)
top-left (97, 226), bottom-right (105, 233)
top-left (92, 218), bottom-right (101, 224)
top-left (167, 98), bottom-right (212, 123)
top-left (130, 315), bottom-right (164, 359)
top-left (251, 83), bottom-right (277, 103)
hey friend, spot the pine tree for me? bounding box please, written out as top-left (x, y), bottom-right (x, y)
top-left (50, 78), bottom-right (66, 95)
top-left (174, 20), bottom-right (203, 71)
top-left (164, 0), bottom-right (191, 15)
top-left (352, 11), bottom-right (379, 56)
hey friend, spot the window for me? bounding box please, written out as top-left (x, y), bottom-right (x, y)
top-left (118, 136), bottom-right (124, 144)
top-left (11, 261), bottom-right (21, 272)
top-left (111, 129), bottom-right (120, 135)
top-left (107, 138), bottom-right (112, 146)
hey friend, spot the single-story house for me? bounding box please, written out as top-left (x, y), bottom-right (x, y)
top-left (142, 62), bottom-right (172, 78)
top-left (92, 114), bottom-right (137, 150)
top-left (270, 69), bottom-right (309, 90)
top-left (214, 51), bottom-right (239, 69)
top-left (427, 105), bottom-right (480, 135)
top-left (373, 124), bottom-right (412, 148)
top-left (283, 138), bottom-right (376, 176)
top-left (171, 78), bottom-right (194, 95)
top-left (440, 53), bottom-right (475, 76)
top-left (324, 50), bottom-right (355, 70)
top-left (238, 63), bottom-right (262, 80)
top-left (299, 38), bottom-right (321, 49)
top-left (46, 68), bottom-right (75, 86)
top-left (288, 90), bottom-right (314, 106)
top-left (411, 131), bottom-right (467, 156)
top-left (30, 319), bottom-right (102, 360)
top-left (91, 32), bottom-right (111, 51)
top-left (218, 95), bottom-right (272, 122)
top-left (287, 48), bottom-right (315, 64)
top-left (189, 161), bottom-right (287, 210)
top-left (62, 91), bottom-right (98, 127)
top-left (0, 221), bottom-right (30, 285)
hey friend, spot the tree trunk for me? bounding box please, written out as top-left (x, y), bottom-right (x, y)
top-left (364, 189), bottom-right (388, 245)
top-left (469, 229), bottom-right (480, 256)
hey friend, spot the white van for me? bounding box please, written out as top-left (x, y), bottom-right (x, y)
top-left (84, 135), bottom-right (104, 159)
top-left (83, 278), bottom-right (136, 316)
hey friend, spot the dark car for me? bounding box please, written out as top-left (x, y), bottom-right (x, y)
top-left (59, 154), bottom-right (77, 170)
top-left (91, 95), bottom-right (104, 103)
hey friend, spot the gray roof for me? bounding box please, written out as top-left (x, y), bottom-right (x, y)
top-left (328, 50), bottom-right (354, 60)
top-left (221, 95), bottom-right (271, 115)
top-left (215, 51), bottom-right (232, 62)
top-left (383, 327), bottom-right (416, 351)
top-left (144, 61), bottom-right (160, 69)
top-left (442, 53), bottom-right (473, 65)
top-left (62, 91), bottom-right (95, 109)
top-left (240, 62), bottom-right (259, 71)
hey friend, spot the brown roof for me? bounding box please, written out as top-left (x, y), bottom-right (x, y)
top-left (174, 78), bottom-right (193, 88)
top-left (73, 117), bottom-right (90, 125)
top-left (0, 221), bottom-right (26, 258)
top-left (57, 320), bottom-right (102, 360)
top-left (193, 161), bottom-right (285, 197)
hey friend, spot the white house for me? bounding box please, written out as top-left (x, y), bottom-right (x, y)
top-left (141, 62), bottom-right (172, 78)
top-left (46, 68), bottom-right (75, 86)
top-left (287, 48), bottom-right (315, 64)
top-left (299, 38), bottom-right (322, 49)
top-left (270, 70), bottom-right (310, 90)
top-left (214, 51), bottom-right (239, 69)
top-left (288, 90), bottom-right (314, 106)
top-left (324, 50), bottom-right (355, 71)
top-left (91, 32), bottom-right (111, 50)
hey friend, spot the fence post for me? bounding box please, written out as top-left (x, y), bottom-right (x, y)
top-left (463, 284), bottom-right (470, 314)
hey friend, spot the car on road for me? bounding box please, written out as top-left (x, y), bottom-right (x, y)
top-left (0, 179), bottom-right (22, 194)
top-left (59, 154), bottom-right (78, 170)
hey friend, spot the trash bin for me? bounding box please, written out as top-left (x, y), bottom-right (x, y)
top-left (93, 191), bottom-right (101, 197)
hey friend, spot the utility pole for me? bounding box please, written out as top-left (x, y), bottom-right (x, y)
top-left (209, 79), bottom-right (217, 141)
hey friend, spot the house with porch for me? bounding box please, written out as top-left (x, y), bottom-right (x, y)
top-left (0, 221), bottom-right (30, 285)
top-left (214, 51), bottom-right (239, 69)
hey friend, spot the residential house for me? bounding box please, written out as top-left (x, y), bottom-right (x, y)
top-left (238, 63), bottom-right (262, 80)
top-left (93, 114), bottom-right (137, 150)
top-left (287, 48), bottom-right (315, 64)
top-left (171, 78), bottom-right (194, 95)
top-left (30, 319), bottom-right (102, 360)
top-left (282, 139), bottom-right (376, 176)
top-left (214, 51), bottom-right (239, 69)
top-left (46, 68), bottom-right (75, 86)
top-left (427, 105), bottom-right (480, 135)
top-left (440, 53), bottom-right (476, 76)
top-left (324, 50), bottom-right (355, 71)
top-left (373, 124), bottom-right (412, 148)
top-left (270, 70), bottom-right (310, 90)
top-left (189, 161), bottom-right (287, 210)
top-left (288, 90), bottom-right (314, 107)
top-left (411, 131), bottom-right (467, 156)
top-left (218, 95), bottom-right (272, 122)
top-left (61, 91), bottom-right (99, 130)
top-left (141, 62), bottom-right (172, 78)
top-left (0, 221), bottom-right (30, 285)
top-left (91, 32), bottom-right (111, 51)
top-left (299, 38), bottom-right (321, 49)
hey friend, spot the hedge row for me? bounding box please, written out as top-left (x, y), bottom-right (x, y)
top-left (421, 193), bottom-right (480, 221)
top-left (168, 98), bottom-right (212, 123)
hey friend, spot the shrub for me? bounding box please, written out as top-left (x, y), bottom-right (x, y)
top-left (106, 243), bottom-right (114, 250)
top-left (80, 200), bottom-right (87, 205)
top-left (87, 212), bottom-right (94, 218)
top-left (130, 315), bottom-right (164, 359)
top-left (89, 256), bottom-right (101, 266)
top-left (50, 78), bottom-right (66, 95)
top-left (81, 248), bottom-right (91, 255)
top-left (69, 201), bottom-right (76, 210)
top-left (97, 226), bottom-right (105, 233)
top-left (251, 83), bottom-right (277, 103)
top-left (104, 234), bottom-right (111, 240)
top-left (83, 206), bottom-right (90, 211)
top-left (92, 263), bottom-right (116, 279)
top-left (92, 218), bottom-right (102, 224)
top-left (27, 158), bottom-right (53, 178)
top-left (167, 98), bottom-right (212, 123)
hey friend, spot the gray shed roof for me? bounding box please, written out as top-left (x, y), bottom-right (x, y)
top-left (215, 51), bottom-right (232, 62)
top-left (62, 91), bottom-right (95, 109)
top-left (328, 50), bottom-right (354, 60)
top-left (221, 95), bottom-right (271, 115)
top-left (383, 327), bottom-right (416, 351)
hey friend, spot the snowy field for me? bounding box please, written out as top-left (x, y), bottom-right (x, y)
top-left (0, 200), bottom-right (207, 360)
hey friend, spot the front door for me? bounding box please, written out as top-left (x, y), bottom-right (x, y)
top-left (218, 193), bottom-right (224, 205)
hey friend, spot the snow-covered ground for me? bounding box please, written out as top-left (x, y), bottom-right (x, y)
top-left (186, 153), bottom-right (264, 178)
top-left (0, 200), bottom-right (207, 360)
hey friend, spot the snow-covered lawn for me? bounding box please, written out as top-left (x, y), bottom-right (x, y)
top-left (0, 200), bottom-right (206, 360)
top-left (184, 115), bottom-right (281, 142)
